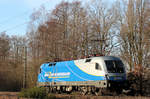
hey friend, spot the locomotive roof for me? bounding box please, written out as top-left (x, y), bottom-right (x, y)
top-left (43, 56), bottom-right (120, 64)
top-left (74, 56), bottom-right (121, 63)
top-left (88, 56), bottom-right (120, 60)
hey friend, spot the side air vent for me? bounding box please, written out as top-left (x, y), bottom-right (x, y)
top-left (85, 59), bottom-right (92, 62)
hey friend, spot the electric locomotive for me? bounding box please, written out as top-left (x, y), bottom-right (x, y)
top-left (37, 56), bottom-right (127, 95)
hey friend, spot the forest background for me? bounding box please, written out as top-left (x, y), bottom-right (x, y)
top-left (0, 0), bottom-right (150, 94)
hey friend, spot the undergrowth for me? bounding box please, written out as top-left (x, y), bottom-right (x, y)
top-left (19, 87), bottom-right (56, 99)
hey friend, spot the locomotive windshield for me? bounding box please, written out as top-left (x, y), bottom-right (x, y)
top-left (105, 60), bottom-right (124, 73)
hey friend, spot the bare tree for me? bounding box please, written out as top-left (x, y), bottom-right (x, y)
top-left (0, 32), bottom-right (10, 61)
top-left (117, 0), bottom-right (150, 95)
top-left (119, 0), bottom-right (150, 71)
top-left (88, 0), bottom-right (119, 55)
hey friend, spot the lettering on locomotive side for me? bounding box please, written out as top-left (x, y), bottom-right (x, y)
top-left (44, 72), bottom-right (71, 78)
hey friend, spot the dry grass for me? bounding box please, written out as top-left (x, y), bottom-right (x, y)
top-left (55, 94), bottom-right (150, 99)
top-left (0, 92), bottom-right (18, 99)
top-left (0, 92), bottom-right (149, 99)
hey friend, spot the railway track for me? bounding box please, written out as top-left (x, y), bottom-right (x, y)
top-left (0, 92), bottom-right (149, 99)
top-left (46, 93), bottom-right (150, 99)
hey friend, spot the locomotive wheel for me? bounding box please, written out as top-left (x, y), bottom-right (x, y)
top-left (111, 91), bottom-right (117, 96)
top-left (49, 87), bottom-right (53, 93)
top-left (116, 88), bottom-right (123, 94)
top-left (80, 87), bottom-right (88, 95)
top-left (95, 89), bottom-right (102, 96)
top-left (81, 91), bottom-right (87, 95)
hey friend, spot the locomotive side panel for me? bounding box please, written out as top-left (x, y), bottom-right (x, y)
top-left (37, 60), bottom-right (107, 87)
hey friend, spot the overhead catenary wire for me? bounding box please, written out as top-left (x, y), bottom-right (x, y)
top-left (4, 22), bottom-right (28, 32)
top-left (0, 0), bottom-right (52, 34)
top-left (0, 10), bottom-right (30, 27)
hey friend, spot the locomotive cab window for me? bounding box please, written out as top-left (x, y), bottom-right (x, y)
top-left (95, 63), bottom-right (102, 70)
top-left (105, 60), bottom-right (124, 73)
top-left (85, 59), bottom-right (91, 62)
top-left (49, 63), bottom-right (56, 66)
top-left (49, 64), bottom-right (53, 66)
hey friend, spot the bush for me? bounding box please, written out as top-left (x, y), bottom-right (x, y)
top-left (19, 87), bottom-right (47, 98)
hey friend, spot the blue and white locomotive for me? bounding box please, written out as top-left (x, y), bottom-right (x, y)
top-left (37, 56), bottom-right (127, 95)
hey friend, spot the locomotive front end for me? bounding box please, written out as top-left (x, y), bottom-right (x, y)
top-left (103, 57), bottom-right (127, 93)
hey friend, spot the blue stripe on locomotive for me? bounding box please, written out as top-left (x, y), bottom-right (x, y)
top-left (107, 74), bottom-right (126, 81)
top-left (38, 60), bottom-right (106, 82)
